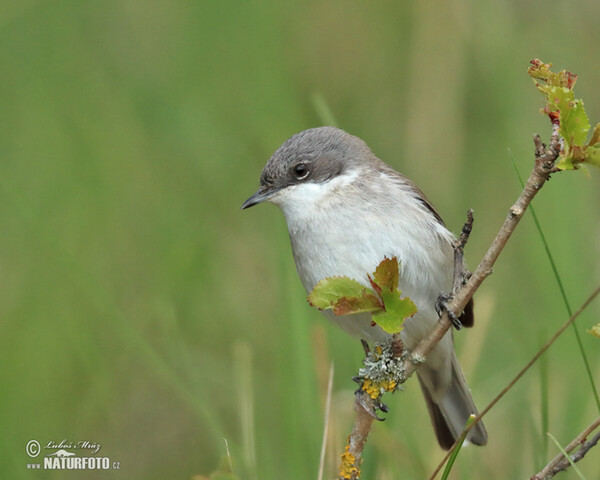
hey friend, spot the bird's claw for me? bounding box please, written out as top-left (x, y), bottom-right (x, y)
top-left (354, 388), bottom-right (387, 421)
top-left (435, 293), bottom-right (463, 330)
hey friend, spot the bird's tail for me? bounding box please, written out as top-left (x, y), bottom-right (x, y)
top-left (417, 352), bottom-right (488, 450)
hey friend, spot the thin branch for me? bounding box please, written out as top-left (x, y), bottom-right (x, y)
top-left (532, 416), bottom-right (600, 479)
top-left (560, 431), bottom-right (600, 473)
top-left (348, 394), bottom-right (377, 463)
top-left (338, 392), bottom-right (378, 480)
top-left (428, 284), bottom-right (600, 480)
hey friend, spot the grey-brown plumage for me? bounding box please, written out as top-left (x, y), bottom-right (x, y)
top-left (243, 126), bottom-right (487, 449)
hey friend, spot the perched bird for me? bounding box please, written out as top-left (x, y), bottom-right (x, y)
top-left (242, 126), bottom-right (487, 449)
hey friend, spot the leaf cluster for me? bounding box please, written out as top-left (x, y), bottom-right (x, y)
top-left (528, 59), bottom-right (600, 170)
top-left (307, 257), bottom-right (417, 334)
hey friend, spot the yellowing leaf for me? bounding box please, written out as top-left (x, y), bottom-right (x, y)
top-left (308, 277), bottom-right (368, 308)
top-left (332, 293), bottom-right (382, 315)
top-left (308, 277), bottom-right (382, 315)
top-left (372, 257), bottom-right (400, 292)
top-left (528, 59), bottom-right (577, 89)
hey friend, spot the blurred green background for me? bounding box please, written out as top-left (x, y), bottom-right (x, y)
top-left (1, 0), bottom-right (599, 478)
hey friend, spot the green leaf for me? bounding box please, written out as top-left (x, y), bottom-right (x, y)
top-left (539, 85), bottom-right (591, 148)
top-left (372, 291), bottom-right (417, 334)
top-left (561, 99), bottom-right (590, 146)
top-left (369, 257), bottom-right (417, 333)
top-left (308, 277), bottom-right (382, 315)
top-left (556, 155), bottom-right (576, 171)
top-left (541, 85), bottom-right (573, 114)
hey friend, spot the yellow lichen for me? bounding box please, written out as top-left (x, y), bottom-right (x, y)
top-left (339, 444), bottom-right (359, 479)
top-left (361, 379), bottom-right (380, 399)
top-left (381, 379), bottom-right (397, 392)
top-left (361, 378), bottom-right (397, 399)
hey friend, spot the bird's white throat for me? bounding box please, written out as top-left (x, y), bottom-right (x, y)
top-left (267, 168), bottom-right (361, 225)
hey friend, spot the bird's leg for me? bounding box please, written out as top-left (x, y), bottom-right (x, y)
top-left (360, 339), bottom-right (370, 356)
top-left (436, 209), bottom-right (475, 330)
top-left (452, 209), bottom-right (474, 294)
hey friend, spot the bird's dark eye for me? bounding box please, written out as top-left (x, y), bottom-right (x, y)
top-left (293, 163), bottom-right (309, 180)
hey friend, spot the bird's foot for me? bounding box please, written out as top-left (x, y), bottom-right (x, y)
top-left (435, 293), bottom-right (463, 330)
top-left (353, 387), bottom-right (387, 421)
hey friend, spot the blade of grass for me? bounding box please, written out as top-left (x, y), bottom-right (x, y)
top-left (317, 362), bottom-right (334, 480)
top-left (224, 438), bottom-right (235, 474)
top-left (547, 432), bottom-right (587, 480)
top-left (539, 329), bottom-right (549, 464)
top-left (440, 415), bottom-right (476, 480)
top-left (510, 150), bottom-right (600, 413)
top-left (234, 342), bottom-right (257, 480)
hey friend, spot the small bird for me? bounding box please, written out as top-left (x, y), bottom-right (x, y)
top-left (242, 126), bottom-right (487, 449)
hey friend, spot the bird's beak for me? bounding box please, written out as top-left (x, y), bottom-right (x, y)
top-left (241, 186), bottom-right (276, 209)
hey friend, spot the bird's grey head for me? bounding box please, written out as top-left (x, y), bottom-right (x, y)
top-left (241, 126), bottom-right (374, 209)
